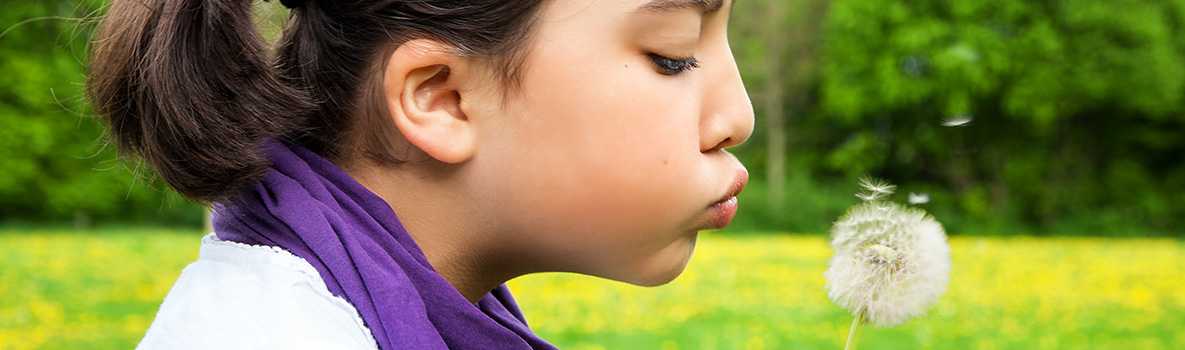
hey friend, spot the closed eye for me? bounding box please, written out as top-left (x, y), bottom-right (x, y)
top-left (647, 52), bottom-right (700, 76)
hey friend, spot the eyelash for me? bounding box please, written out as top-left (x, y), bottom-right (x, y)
top-left (647, 53), bottom-right (700, 76)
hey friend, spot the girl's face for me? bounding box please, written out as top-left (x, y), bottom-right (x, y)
top-left (464, 0), bottom-right (752, 285)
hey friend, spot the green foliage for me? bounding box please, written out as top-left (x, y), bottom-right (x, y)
top-left (727, 0), bottom-right (1185, 235)
top-left (2, 0), bottom-right (1182, 235)
top-left (0, 2), bottom-right (202, 226)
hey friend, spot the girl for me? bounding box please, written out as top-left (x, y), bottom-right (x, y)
top-left (88, 0), bottom-right (753, 348)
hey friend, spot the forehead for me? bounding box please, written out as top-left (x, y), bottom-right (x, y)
top-left (536, 0), bottom-right (733, 23)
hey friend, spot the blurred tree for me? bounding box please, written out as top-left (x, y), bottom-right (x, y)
top-left (2, 0), bottom-right (1182, 235)
top-left (813, 0), bottom-right (1185, 234)
top-left (732, 0), bottom-right (830, 216)
top-left (761, 0), bottom-right (788, 213)
top-left (0, 1), bottom-right (201, 226)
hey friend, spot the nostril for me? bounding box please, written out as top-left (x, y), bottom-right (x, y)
top-left (719, 137), bottom-right (733, 150)
top-left (704, 137), bottom-right (734, 153)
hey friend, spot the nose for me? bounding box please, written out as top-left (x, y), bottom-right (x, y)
top-left (699, 48), bottom-right (755, 153)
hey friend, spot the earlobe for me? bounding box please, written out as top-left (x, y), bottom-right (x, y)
top-left (383, 40), bottom-right (477, 164)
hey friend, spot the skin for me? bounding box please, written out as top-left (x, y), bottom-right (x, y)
top-left (343, 0), bottom-right (754, 303)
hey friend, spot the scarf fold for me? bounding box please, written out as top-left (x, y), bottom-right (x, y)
top-left (211, 139), bottom-right (555, 349)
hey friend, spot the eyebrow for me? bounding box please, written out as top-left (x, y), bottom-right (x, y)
top-left (636, 0), bottom-right (726, 14)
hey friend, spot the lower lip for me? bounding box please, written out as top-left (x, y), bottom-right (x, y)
top-left (708, 196), bottom-right (739, 229)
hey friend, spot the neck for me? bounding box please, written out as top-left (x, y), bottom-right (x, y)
top-left (344, 159), bottom-right (520, 303)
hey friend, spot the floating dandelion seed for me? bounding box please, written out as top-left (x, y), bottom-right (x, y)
top-left (825, 178), bottom-right (950, 350)
top-left (908, 192), bottom-right (930, 205)
top-left (855, 176), bottom-right (896, 201)
top-left (941, 115), bottom-right (973, 127)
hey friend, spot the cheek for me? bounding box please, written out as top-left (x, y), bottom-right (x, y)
top-left (482, 61), bottom-right (711, 255)
top-left (543, 71), bottom-right (701, 223)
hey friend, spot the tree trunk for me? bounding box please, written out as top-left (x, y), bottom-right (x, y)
top-left (763, 0), bottom-right (788, 213)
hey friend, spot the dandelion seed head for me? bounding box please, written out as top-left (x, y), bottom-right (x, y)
top-left (824, 197), bottom-right (951, 327)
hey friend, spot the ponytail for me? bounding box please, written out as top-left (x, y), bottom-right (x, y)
top-left (87, 0), bottom-right (315, 203)
top-left (89, 0), bottom-right (546, 203)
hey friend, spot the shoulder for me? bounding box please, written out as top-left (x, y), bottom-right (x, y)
top-left (137, 233), bottom-right (378, 350)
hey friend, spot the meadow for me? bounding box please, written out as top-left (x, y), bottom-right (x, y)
top-left (0, 228), bottom-right (1181, 349)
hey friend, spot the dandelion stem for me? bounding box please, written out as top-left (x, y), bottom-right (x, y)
top-left (843, 313), bottom-right (862, 350)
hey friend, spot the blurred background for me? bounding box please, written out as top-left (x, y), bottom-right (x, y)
top-left (1, 0), bottom-right (1182, 349)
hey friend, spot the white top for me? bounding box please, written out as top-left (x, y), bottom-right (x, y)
top-left (137, 233), bottom-right (379, 350)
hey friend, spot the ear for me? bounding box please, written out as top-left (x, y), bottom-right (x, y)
top-left (382, 40), bottom-right (476, 164)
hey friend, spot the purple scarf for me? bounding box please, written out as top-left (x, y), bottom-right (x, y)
top-left (210, 139), bottom-right (556, 349)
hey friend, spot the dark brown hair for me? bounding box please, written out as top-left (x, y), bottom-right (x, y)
top-left (87, 0), bottom-right (543, 203)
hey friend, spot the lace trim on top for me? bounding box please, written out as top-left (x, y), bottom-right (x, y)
top-left (199, 233), bottom-right (378, 349)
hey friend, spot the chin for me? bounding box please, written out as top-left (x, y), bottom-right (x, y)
top-left (623, 234), bottom-right (698, 287)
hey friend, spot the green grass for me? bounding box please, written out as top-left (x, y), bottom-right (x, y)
top-left (1, 228), bottom-right (1182, 349)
